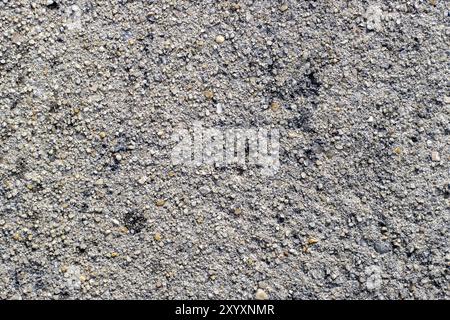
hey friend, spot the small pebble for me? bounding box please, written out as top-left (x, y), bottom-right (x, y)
top-left (138, 176), bottom-right (147, 185)
top-left (431, 151), bottom-right (440, 162)
top-left (215, 35), bottom-right (225, 44)
top-left (279, 4), bottom-right (289, 12)
top-left (255, 288), bottom-right (269, 300)
top-left (374, 241), bottom-right (391, 254)
top-left (119, 226), bottom-right (129, 233)
top-left (270, 102), bottom-right (280, 112)
top-left (156, 199), bottom-right (166, 206)
top-left (204, 90), bottom-right (214, 100)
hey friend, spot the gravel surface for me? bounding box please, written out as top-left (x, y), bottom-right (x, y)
top-left (0, 0), bottom-right (449, 300)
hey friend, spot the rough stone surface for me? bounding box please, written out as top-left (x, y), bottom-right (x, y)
top-left (0, 0), bottom-right (448, 300)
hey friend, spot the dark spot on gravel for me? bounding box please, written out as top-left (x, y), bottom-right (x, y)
top-left (123, 211), bottom-right (147, 233)
top-left (46, 2), bottom-right (59, 10)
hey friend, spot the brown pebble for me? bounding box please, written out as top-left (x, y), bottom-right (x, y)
top-left (119, 226), bottom-right (129, 233)
top-left (270, 102), bottom-right (280, 111)
top-left (204, 90), bottom-right (214, 100)
top-left (393, 147), bottom-right (402, 155)
top-left (156, 199), bottom-right (166, 207)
